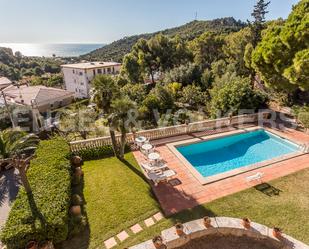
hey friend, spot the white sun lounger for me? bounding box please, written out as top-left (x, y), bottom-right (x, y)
top-left (246, 172), bottom-right (264, 182)
top-left (141, 162), bottom-right (168, 173)
top-left (147, 169), bottom-right (176, 185)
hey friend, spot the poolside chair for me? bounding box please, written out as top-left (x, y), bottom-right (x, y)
top-left (246, 172), bottom-right (264, 183)
top-left (141, 162), bottom-right (168, 173)
top-left (147, 169), bottom-right (176, 185)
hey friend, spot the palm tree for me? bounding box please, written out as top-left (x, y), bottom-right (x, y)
top-left (91, 74), bottom-right (120, 113)
top-left (0, 129), bottom-right (39, 193)
top-left (108, 97), bottom-right (136, 160)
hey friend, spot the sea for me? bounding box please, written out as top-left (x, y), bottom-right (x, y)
top-left (0, 43), bottom-right (104, 57)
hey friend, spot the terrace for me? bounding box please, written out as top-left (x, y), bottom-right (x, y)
top-left (133, 125), bottom-right (309, 215)
top-left (65, 113), bottom-right (309, 249)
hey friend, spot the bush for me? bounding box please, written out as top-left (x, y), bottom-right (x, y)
top-left (0, 137), bottom-right (71, 249)
top-left (74, 145), bottom-right (114, 161)
top-left (209, 75), bottom-right (268, 117)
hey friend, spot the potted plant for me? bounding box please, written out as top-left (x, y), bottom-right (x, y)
top-left (175, 222), bottom-right (184, 236)
top-left (26, 241), bottom-right (38, 249)
top-left (242, 217), bottom-right (251, 229)
top-left (273, 227), bottom-right (282, 238)
top-left (152, 235), bottom-right (165, 249)
top-left (71, 156), bottom-right (82, 167)
top-left (203, 216), bottom-right (212, 228)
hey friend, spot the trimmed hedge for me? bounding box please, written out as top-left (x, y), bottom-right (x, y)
top-left (73, 145), bottom-right (130, 161)
top-left (74, 145), bottom-right (114, 161)
top-left (0, 137), bottom-right (71, 249)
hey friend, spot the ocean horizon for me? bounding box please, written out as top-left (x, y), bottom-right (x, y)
top-left (0, 43), bottom-right (104, 57)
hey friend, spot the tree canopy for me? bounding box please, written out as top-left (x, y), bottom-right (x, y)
top-left (251, 0), bottom-right (309, 91)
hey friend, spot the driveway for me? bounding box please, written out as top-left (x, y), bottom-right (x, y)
top-left (0, 168), bottom-right (20, 229)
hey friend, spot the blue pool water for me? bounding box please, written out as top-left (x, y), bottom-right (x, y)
top-left (177, 130), bottom-right (300, 178)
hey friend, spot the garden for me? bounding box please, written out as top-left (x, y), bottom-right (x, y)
top-left (59, 152), bottom-right (309, 249)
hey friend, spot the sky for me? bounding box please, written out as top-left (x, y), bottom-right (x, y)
top-left (0, 0), bottom-right (300, 44)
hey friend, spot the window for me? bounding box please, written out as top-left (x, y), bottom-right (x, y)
top-left (75, 88), bottom-right (78, 92)
top-left (73, 69), bottom-right (75, 74)
top-left (107, 67), bottom-right (111, 73)
top-left (98, 69), bottom-right (102, 74)
top-left (103, 68), bottom-right (106, 74)
top-left (80, 82), bottom-right (84, 86)
top-left (93, 69), bottom-right (96, 76)
top-left (50, 103), bottom-right (54, 108)
top-left (79, 72), bottom-right (83, 76)
top-left (112, 67), bottom-right (115, 73)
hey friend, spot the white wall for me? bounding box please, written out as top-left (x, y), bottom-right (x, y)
top-left (62, 65), bottom-right (121, 98)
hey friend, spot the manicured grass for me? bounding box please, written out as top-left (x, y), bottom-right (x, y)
top-left (120, 167), bottom-right (309, 248)
top-left (61, 154), bottom-right (309, 249)
top-left (64, 153), bottom-right (160, 249)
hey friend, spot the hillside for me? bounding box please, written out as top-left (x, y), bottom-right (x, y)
top-left (82, 17), bottom-right (246, 62)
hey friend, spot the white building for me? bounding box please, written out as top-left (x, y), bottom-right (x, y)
top-left (61, 61), bottom-right (121, 98)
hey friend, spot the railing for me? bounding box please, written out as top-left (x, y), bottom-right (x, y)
top-left (70, 112), bottom-right (268, 152)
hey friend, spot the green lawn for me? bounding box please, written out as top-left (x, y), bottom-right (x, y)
top-left (61, 153), bottom-right (309, 249)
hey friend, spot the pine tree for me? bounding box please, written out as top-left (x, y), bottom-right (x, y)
top-left (249, 0), bottom-right (271, 47)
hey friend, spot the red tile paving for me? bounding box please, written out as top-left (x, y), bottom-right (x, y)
top-left (133, 127), bottom-right (309, 216)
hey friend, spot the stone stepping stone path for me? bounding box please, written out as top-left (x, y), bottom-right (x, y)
top-left (144, 217), bottom-right (155, 227)
top-left (104, 237), bottom-right (117, 249)
top-left (130, 224), bottom-right (143, 234)
top-left (117, 231), bottom-right (129, 242)
top-left (103, 212), bottom-right (164, 248)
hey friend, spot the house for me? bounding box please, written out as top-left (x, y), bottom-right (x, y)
top-left (2, 84), bottom-right (74, 113)
top-left (0, 77), bottom-right (12, 90)
top-left (61, 61), bottom-right (121, 98)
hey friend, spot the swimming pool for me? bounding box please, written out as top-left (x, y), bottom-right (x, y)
top-left (176, 129), bottom-right (300, 179)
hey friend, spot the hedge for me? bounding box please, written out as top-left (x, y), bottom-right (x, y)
top-left (74, 144), bottom-right (130, 161)
top-left (0, 137), bottom-right (71, 249)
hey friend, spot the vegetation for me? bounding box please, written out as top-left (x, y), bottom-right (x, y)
top-left (61, 156), bottom-right (309, 249)
top-left (82, 18), bottom-right (245, 62)
top-left (0, 129), bottom-right (38, 159)
top-left (73, 145), bottom-right (117, 161)
top-left (209, 74), bottom-right (267, 117)
top-left (60, 153), bottom-right (159, 249)
top-left (1, 137), bottom-right (71, 249)
top-left (0, 47), bottom-right (64, 81)
top-left (108, 97), bottom-right (136, 159)
top-left (251, 0), bottom-right (309, 91)
top-left (92, 74), bottom-right (120, 113)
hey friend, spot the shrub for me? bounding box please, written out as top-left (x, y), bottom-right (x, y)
top-left (209, 75), bottom-right (268, 117)
top-left (0, 137), bottom-right (71, 249)
top-left (74, 145), bottom-right (114, 161)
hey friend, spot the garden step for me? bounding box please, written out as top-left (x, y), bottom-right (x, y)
top-left (104, 237), bottom-right (117, 249)
top-left (130, 224), bottom-right (143, 234)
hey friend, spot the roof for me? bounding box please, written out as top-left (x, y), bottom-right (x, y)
top-left (3, 85), bottom-right (74, 107)
top-left (0, 77), bottom-right (12, 90)
top-left (61, 61), bottom-right (121, 70)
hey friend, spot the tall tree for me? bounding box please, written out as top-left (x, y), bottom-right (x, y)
top-left (91, 74), bottom-right (120, 113)
top-left (249, 0), bottom-right (271, 47)
top-left (0, 129), bottom-right (39, 193)
top-left (251, 0), bottom-right (309, 91)
top-left (188, 32), bottom-right (225, 69)
top-left (223, 27), bottom-right (253, 76)
top-left (108, 97), bottom-right (136, 159)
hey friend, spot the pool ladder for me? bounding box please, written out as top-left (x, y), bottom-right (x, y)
top-left (300, 143), bottom-right (309, 153)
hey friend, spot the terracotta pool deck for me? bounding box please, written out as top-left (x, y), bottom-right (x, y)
top-left (133, 126), bottom-right (309, 216)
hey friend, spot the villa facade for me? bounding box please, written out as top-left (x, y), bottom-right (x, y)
top-left (61, 61), bottom-right (121, 98)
